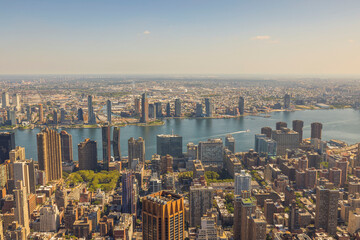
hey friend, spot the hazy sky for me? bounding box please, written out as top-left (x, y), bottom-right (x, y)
top-left (1, 0), bottom-right (360, 75)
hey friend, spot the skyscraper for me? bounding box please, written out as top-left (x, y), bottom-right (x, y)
top-left (156, 134), bottom-right (183, 158)
top-left (88, 95), bottom-right (96, 124)
top-left (134, 97), bottom-right (141, 115)
top-left (13, 160), bottom-right (36, 194)
top-left (315, 186), bottom-right (339, 235)
top-left (26, 105), bottom-right (32, 122)
top-left (102, 125), bottom-right (111, 171)
top-left (2, 91), bottom-right (9, 108)
top-left (261, 127), bottom-right (272, 138)
top-left (238, 96), bottom-right (245, 115)
top-left (140, 92), bottom-right (149, 123)
top-left (155, 102), bottom-right (163, 118)
top-left (292, 120), bottom-right (304, 142)
top-left (60, 131), bottom-right (73, 163)
top-left (205, 98), bottom-right (213, 117)
top-left (78, 139), bottom-right (98, 170)
top-left (233, 195), bottom-right (256, 240)
top-left (14, 93), bottom-right (21, 111)
top-left (225, 134), bottom-right (235, 153)
top-left (148, 103), bottom-right (156, 119)
top-left (38, 103), bottom-right (44, 123)
top-left (122, 171), bottom-right (135, 214)
top-left (60, 108), bottom-right (66, 123)
top-left (142, 191), bottom-right (184, 240)
top-left (113, 127), bottom-right (121, 161)
top-left (37, 128), bottom-right (62, 182)
top-left (0, 132), bottom-right (15, 164)
top-left (175, 99), bottom-right (181, 117)
top-left (276, 121), bottom-right (287, 130)
top-left (234, 170), bottom-right (251, 195)
top-left (311, 122), bottom-right (323, 139)
top-left (53, 110), bottom-right (58, 124)
top-left (284, 94), bottom-right (291, 109)
top-left (107, 100), bottom-right (112, 124)
top-left (189, 184), bottom-right (213, 227)
top-left (128, 137), bottom-right (145, 167)
top-left (271, 128), bottom-right (299, 156)
top-left (198, 139), bottom-right (223, 166)
top-left (166, 102), bottom-right (171, 117)
top-left (195, 103), bottom-right (203, 117)
top-left (77, 108), bottom-right (84, 121)
top-left (14, 180), bottom-right (30, 237)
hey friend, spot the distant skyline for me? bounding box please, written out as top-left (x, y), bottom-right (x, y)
top-left (1, 0), bottom-right (360, 75)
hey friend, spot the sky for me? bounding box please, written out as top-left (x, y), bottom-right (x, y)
top-left (0, 0), bottom-right (360, 75)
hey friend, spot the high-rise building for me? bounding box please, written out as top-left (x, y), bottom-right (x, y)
top-left (39, 204), bottom-right (60, 232)
top-left (142, 191), bottom-right (184, 240)
top-left (148, 103), bottom-right (156, 119)
top-left (38, 103), bottom-right (44, 123)
top-left (55, 186), bottom-right (68, 210)
top-left (156, 134), bottom-right (183, 158)
top-left (128, 137), bottom-right (145, 167)
top-left (88, 95), bottom-right (95, 124)
top-left (122, 171), bottom-right (136, 214)
top-left (234, 170), bottom-right (251, 195)
top-left (134, 97), bottom-right (141, 115)
top-left (195, 103), bottom-right (203, 117)
top-left (233, 195), bottom-right (257, 240)
top-left (189, 184), bottom-right (213, 227)
top-left (261, 127), bottom-right (272, 138)
top-left (292, 120), bottom-right (304, 142)
top-left (315, 186), bottom-right (339, 235)
top-left (102, 125), bottom-right (111, 171)
top-left (336, 158), bottom-right (348, 187)
top-left (166, 102), bottom-right (171, 117)
top-left (0, 132), bottom-right (15, 163)
top-left (2, 91), bottom-right (9, 108)
top-left (60, 108), bottom-right (66, 123)
top-left (77, 108), bottom-right (84, 121)
top-left (106, 100), bottom-right (112, 124)
top-left (284, 94), bottom-right (291, 109)
top-left (271, 128), bottom-right (299, 156)
top-left (187, 142), bottom-right (198, 160)
top-left (155, 102), bottom-right (163, 118)
top-left (26, 105), bottom-right (32, 122)
top-left (276, 121), bottom-right (287, 130)
top-left (140, 93), bottom-right (149, 123)
top-left (78, 139), bottom-right (98, 170)
top-left (238, 97), bottom-right (245, 115)
top-left (160, 154), bottom-right (173, 174)
top-left (205, 98), bottom-right (213, 117)
top-left (256, 136), bottom-right (277, 157)
top-left (175, 99), bottom-right (181, 117)
top-left (113, 127), bottom-right (121, 161)
top-left (13, 160), bottom-right (36, 194)
top-left (14, 180), bottom-right (30, 237)
top-left (247, 210), bottom-right (267, 240)
top-left (37, 128), bottom-right (62, 182)
top-left (14, 93), bottom-right (21, 111)
top-left (311, 122), bottom-right (323, 139)
top-left (7, 109), bottom-right (16, 125)
top-left (60, 131), bottom-right (73, 163)
top-left (53, 110), bottom-right (58, 124)
top-left (198, 139), bottom-right (223, 166)
top-left (225, 134), bottom-right (235, 153)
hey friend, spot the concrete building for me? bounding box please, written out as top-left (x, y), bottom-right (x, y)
top-left (233, 195), bottom-right (257, 240)
top-left (106, 99), bottom-right (112, 123)
top-left (175, 99), bottom-right (181, 117)
top-left (235, 170), bottom-right (251, 195)
top-left (157, 134), bottom-right (183, 158)
top-left (189, 184), bottom-right (213, 227)
top-left (311, 122), bottom-right (323, 139)
top-left (155, 102), bottom-right (163, 118)
top-left (102, 124), bottom-right (111, 171)
top-left (205, 98), bottom-right (213, 117)
top-left (113, 127), bottom-right (121, 161)
top-left (276, 122), bottom-right (287, 130)
top-left (198, 138), bottom-right (223, 166)
top-left (271, 128), bottom-right (299, 156)
top-left (187, 142), bottom-right (198, 160)
top-left (225, 134), bottom-right (235, 153)
top-left (2, 91), bottom-right (9, 108)
top-left (78, 139), bottom-right (98, 170)
top-left (60, 130), bottom-right (73, 163)
top-left (14, 180), bottom-right (30, 237)
top-left (39, 204), bottom-right (60, 232)
top-left (196, 103), bottom-right (203, 117)
top-left (292, 120), bottom-right (304, 142)
top-left (284, 94), bottom-right (291, 109)
top-left (38, 103), bottom-right (44, 123)
top-left (0, 131), bottom-right (15, 164)
top-left (128, 137), bottom-right (145, 167)
top-left (238, 96), bottom-right (245, 115)
top-left (315, 186), bottom-right (339, 235)
top-left (140, 92), bottom-right (149, 123)
top-left (261, 127), bottom-right (272, 138)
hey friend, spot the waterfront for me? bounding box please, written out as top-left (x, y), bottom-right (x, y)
top-left (3, 109), bottom-right (360, 161)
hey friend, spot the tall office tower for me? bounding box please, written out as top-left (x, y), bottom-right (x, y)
top-left (37, 128), bottom-right (62, 182)
top-left (78, 139), bottom-right (98, 170)
top-left (142, 191), bottom-right (185, 240)
top-left (292, 120), bottom-right (304, 142)
top-left (160, 154), bottom-right (173, 174)
top-left (156, 134), bottom-right (183, 158)
top-left (53, 110), bottom-right (58, 124)
top-left (128, 137), bottom-right (145, 167)
top-left (225, 134), bottom-right (235, 153)
top-left (38, 103), bottom-right (44, 123)
top-left (140, 93), bottom-right (149, 123)
top-left (233, 195), bottom-right (256, 240)
top-left (195, 103), bottom-right (203, 117)
top-left (102, 124), bottom-right (111, 171)
top-left (198, 138), bottom-right (223, 166)
top-left (261, 127), bottom-right (272, 138)
top-left (189, 184), bottom-right (214, 227)
top-left (60, 108), bottom-right (66, 122)
top-left (247, 210), bottom-right (267, 240)
top-left (205, 98), bottom-right (213, 117)
top-left (254, 134), bottom-right (267, 152)
top-left (87, 95), bottom-right (94, 124)
top-left (2, 91), bottom-right (9, 108)
top-left (234, 170), bottom-right (251, 195)
top-left (336, 158), bottom-right (348, 187)
top-left (106, 100), bottom-right (112, 123)
top-left (155, 102), bottom-right (163, 118)
top-left (122, 171), bottom-right (135, 214)
top-left (187, 142), bottom-right (198, 160)
top-left (26, 105), bottom-right (32, 122)
top-left (9, 146), bottom-right (25, 162)
top-left (134, 97), bottom-right (141, 115)
top-left (14, 180), bottom-right (30, 237)
top-left (238, 96), bottom-right (245, 115)
top-left (284, 94), bottom-right (291, 109)
top-left (276, 121), bottom-right (287, 130)
top-left (315, 186), bottom-right (339, 235)
top-left (13, 160), bottom-right (36, 194)
top-left (77, 108), bottom-right (84, 121)
top-left (0, 132), bottom-right (15, 164)
top-left (175, 99), bottom-right (181, 117)
top-left (113, 127), bottom-right (121, 161)
top-left (14, 93), bottom-right (21, 111)
top-left (148, 103), bottom-right (156, 119)
top-left (60, 131), bottom-right (73, 163)
top-left (289, 200), bottom-right (300, 231)
top-left (7, 108), bottom-right (16, 125)
top-left (311, 122), bottom-right (323, 139)
top-left (166, 102), bottom-right (171, 117)
top-left (271, 128), bottom-right (300, 156)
